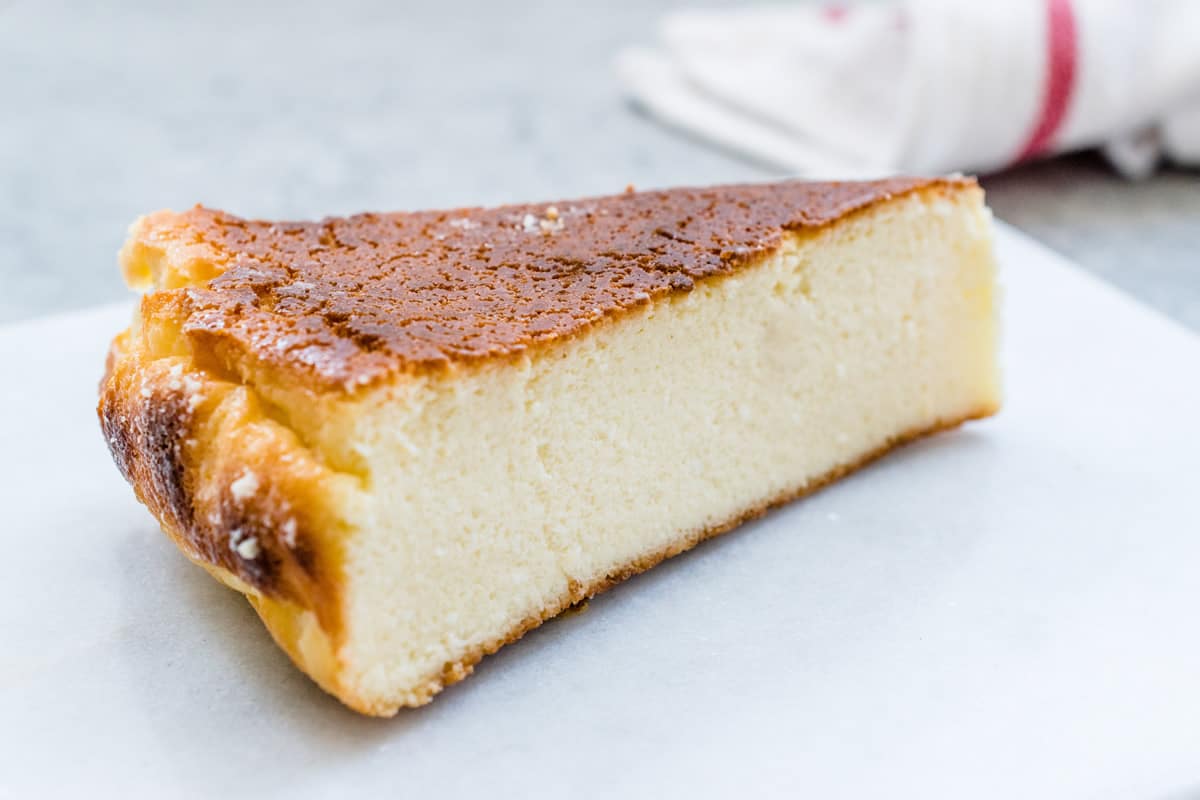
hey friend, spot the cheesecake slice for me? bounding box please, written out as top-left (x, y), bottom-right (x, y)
top-left (99, 178), bottom-right (1000, 715)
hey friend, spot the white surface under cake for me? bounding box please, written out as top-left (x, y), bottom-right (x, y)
top-left (2, 224), bottom-right (1198, 799)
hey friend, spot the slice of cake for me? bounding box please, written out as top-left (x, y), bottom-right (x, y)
top-left (99, 178), bottom-right (1000, 715)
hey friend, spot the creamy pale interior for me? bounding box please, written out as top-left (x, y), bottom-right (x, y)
top-left (311, 190), bottom-right (1001, 708)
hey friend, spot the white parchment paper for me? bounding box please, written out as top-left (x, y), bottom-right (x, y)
top-left (2, 225), bottom-right (1198, 798)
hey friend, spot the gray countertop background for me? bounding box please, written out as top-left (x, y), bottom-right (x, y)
top-left (3, 0), bottom-right (1197, 329)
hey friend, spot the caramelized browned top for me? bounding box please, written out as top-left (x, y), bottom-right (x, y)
top-left (145, 177), bottom-right (961, 389)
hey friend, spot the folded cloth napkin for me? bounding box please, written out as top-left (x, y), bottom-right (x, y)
top-left (617, 0), bottom-right (1200, 178)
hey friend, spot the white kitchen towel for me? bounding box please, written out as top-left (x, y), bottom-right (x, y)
top-left (617, 0), bottom-right (1200, 178)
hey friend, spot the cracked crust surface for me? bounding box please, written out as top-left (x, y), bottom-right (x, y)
top-left (119, 177), bottom-right (961, 391)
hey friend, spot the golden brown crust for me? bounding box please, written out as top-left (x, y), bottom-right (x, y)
top-left (98, 320), bottom-right (358, 644)
top-left (120, 178), bottom-right (968, 392)
top-left (324, 406), bottom-right (997, 716)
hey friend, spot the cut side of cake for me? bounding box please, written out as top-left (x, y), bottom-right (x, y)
top-left (99, 178), bottom-right (1000, 715)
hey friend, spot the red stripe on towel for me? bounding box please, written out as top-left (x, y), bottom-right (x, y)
top-left (1016, 0), bottom-right (1078, 161)
top-left (822, 5), bottom-right (848, 24)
